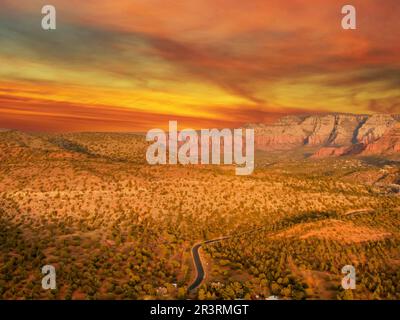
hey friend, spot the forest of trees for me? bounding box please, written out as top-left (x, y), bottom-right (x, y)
top-left (0, 132), bottom-right (399, 299)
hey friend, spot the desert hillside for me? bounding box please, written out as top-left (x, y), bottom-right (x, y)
top-left (0, 117), bottom-right (399, 300)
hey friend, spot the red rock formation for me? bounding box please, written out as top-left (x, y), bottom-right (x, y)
top-left (247, 113), bottom-right (400, 157)
top-left (311, 146), bottom-right (350, 158)
top-left (356, 114), bottom-right (396, 144)
top-left (362, 124), bottom-right (400, 156)
top-left (312, 144), bottom-right (366, 158)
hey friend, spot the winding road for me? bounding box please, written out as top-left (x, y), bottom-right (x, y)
top-left (187, 208), bottom-right (372, 292)
top-left (187, 237), bottom-right (229, 291)
top-left (187, 226), bottom-right (265, 292)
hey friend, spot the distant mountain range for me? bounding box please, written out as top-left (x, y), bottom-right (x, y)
top-left (1, 113), bottom-right (400, 160)
top-left (246, 113), bottom-right (400, 158)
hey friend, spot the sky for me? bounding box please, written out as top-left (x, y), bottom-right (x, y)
top-left (0, 0), bottom-right (399, 132)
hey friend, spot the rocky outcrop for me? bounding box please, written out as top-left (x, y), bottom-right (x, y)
top-left (311, 144), bottom-right (366, 158)
top-left (248, 113), bottom-right (400, 158)
top-left (356, 114), bottom-right (397, 144)
top-left (251, 116), bottom-right (307, 151)
top-left (311, 146), bottom-right (350, 158)
top-left (361, 123), bottom-right (400, 156)
top-left (303, 115), bottom-right (336, 145)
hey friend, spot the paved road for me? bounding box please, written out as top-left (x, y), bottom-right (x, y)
top-left (187, 208), bottom-right (373, 292)
top-left (187, 243), bottom-right (204, 291)
top-left (187, 237), bottom-right (230, 292)
top-left (187, 228), bottom-right (264, 292)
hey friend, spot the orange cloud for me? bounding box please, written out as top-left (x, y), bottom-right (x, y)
top-left (0, 0), bottom-right (399, 132)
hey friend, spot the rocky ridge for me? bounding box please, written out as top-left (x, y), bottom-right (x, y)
top-left (246, 113), bottom-right (400, 158)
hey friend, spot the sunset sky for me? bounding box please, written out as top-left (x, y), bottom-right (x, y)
top-left (0, 0), bottom-right (399, 132)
